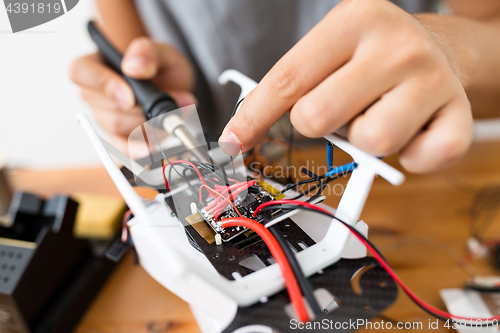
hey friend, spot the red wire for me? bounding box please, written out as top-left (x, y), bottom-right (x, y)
top-left (200, 185), bottom-right (243, 217)
top-left (253, 199), bottom-right (322, 217)
top-left (209, 182), bottom-right (256, 216)
top-left (162, 159), bottom-right (210, 188)
top-left (199, 184), bottom-right (219, 201)
top-left (256, 200), bottom-right (500, 323)
top-left (208, 181), bottom-right (256, 210)
top-left (162, 159), bottom-right (215, 202)
top-left (221, 217), bottom-right (309, 323)
top-left (207, 182), bottom-right (248, 210)
top-left (122, 209), bottom-right (133, 242)
top-left (161, 164), bottom-right (171, 191)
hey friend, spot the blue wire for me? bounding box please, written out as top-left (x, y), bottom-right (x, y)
top-left (326, 142), bottom-right (334, 171)
top-left (324, 161), bottom-right (357, 178)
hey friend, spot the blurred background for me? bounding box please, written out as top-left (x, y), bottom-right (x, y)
top-left (0, 0), bottom-right (101, 169)
top-left (0, 0), bottom-right (500, 170)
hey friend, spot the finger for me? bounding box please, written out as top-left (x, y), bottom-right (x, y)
top-left (81, 85), bottom-right (195, 119)
top-left (122, 38), bottom-right (193, 90)
top-left (69, 53), bottom-right (135, 110)
top-left (398, 97), bottom-right (473, 173)
top-left (219, 4), bottom-right (358, 154)
top-left (90, 90), bottom-right (196, 136)
top-left (94, 107), bottom-right (146, 137)
top-left (167, 90), bottom-right (198, 108)
top-left (290, 55), bottom-right (402, 138)
top-left (108, 134), bottom-right (153, 160)
top-left (80, 88), bottom-right (132, 112)
top-left (346, 73), bottom-right (456, 156)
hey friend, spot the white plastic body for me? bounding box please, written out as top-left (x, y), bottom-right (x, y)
top-left (79, 70), bottom-right (405, 332)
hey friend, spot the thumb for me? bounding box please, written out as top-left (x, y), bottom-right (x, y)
top-left (122, 37), bottom-right (159, 79)
top-left (122, 37), bottom-right (193, 91)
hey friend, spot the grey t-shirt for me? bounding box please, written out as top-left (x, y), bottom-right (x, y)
top-left (133, 0), bottom-right (437, 139)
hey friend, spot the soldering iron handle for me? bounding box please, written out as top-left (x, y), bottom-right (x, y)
top-left (87, 21), bottom-right (178, 121)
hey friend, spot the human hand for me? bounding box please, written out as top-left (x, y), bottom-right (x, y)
top-left (219, 0), bottom-right (473, 173)
top-left (70, 37), bottom-right (196, 151)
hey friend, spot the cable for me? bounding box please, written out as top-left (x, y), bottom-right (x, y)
top-left (221, 217), bottom-right (309, 322)
top-left (326, 142), bottom-right (334, 171)
top-left (308, 179), bottom-right (329, 201)
top-left (207, 181), bottom-right (256, 213)
top-left (152, 124), bottom-right (192, 192)
top-left (286, 121), bottom-right (294, 184)
top-left (230, 98), bottom-right (245, 118)
top-left (202, 185), bottom-right (243, 218)
top-left (255, 201), bottom-right (500, 327)
top-left (379, 236), bottom-right (477, 277)
top-left (282, 162), bottom-right (354, 200)
top-left (282, 178), bottom-right (318, 193)
top-left (323, 161), bottom-right (357, 178)
top-left (121, 209), bottom-right (133, 242)
top-left (163, 160), bottom-right (210, 188)
top-left (182, 168), bottom-right (202, 202)
top-left (268, 222), bottom-right (323, 316)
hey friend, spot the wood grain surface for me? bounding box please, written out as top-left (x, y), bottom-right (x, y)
top-left (9, 140), bottom-right (500, 332)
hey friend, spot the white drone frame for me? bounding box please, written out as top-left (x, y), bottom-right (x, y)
top-left (78, 70), bottom-right (404, 307)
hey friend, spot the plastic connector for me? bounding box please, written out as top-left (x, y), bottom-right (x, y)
top-left (325, 162), bottom-right (357, 178)
top-left (327, 142), bottom-right (334, 171)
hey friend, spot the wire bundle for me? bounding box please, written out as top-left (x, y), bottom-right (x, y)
top-left (207, 180), bottom-right (255, 218)
top-left (159, 156), bottom-right (357, 322)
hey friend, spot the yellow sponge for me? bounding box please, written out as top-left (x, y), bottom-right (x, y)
top-left (73, 193), bottom-right (126, 239)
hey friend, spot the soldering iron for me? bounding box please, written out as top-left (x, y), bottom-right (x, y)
top-left (87, 21), bottom-right (211, 164)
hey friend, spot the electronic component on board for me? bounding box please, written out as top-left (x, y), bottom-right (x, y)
top-left (195, 180), bottom-right (281, 242)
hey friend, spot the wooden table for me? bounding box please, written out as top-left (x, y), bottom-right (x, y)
top-left (10, 140), bottom-right (500, 332)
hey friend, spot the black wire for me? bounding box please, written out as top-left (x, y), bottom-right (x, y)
top-left (230, 156), bottom-right (236, 178)
top-left (286, 121), bottom-right (294, 184)
top-left (182, 168), bottom-right (202, 203)
top-left (128, 236), bottom-right (140, 266)
top-left (289, 184), bottom-right (321, 200)
top-left (151, 124), bottom-right (191, 190)
top-left (282, 164), bottom-right (354, 196)
top-left (165, 160), bottom-right (223, 188)
top-left (261, 205), bottom-right (388, 262)
top-left (260, 204), bottom-right (496, 328)
top-left (218, 162), bottom-right (237, 203)
top-left (228, 98), bottom-right (244, 179)
top-left (185, 229), bottom-right (203, 253)
top-left (231, 98), bottom-right (245, 118)
top-left (191, 160), bottom-right (232, 185)
top-left (308, 178), bottom-right (330, 201)
top-left (225, 98), bottom-right (246, 177)
top-left (268, 223), bottom-right (323, 315)
top-left (289, 170), bottom-right (352, 200)
top-left (124, 212), bottom-right (139, 265)
top-left (282, 178), bottom-right (318, 193)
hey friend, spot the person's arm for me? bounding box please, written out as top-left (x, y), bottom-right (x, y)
top-left (417, 1), bottom-right (500, 118)
top-left (219, 0), bottom-right (500, 173)
top-left (94, 0), bottom-right (147, 52)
